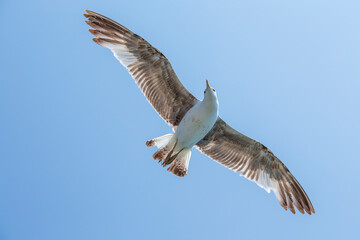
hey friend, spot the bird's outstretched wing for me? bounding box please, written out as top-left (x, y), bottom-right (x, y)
top-left (196, 118), bottom-right (315, 215)
top-left (84, 10), bottom-right (198, 126)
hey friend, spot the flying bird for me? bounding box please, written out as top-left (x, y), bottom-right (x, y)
top-left (84, 10), bottom-right (315, 215)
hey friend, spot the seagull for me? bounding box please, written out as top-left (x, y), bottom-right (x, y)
top-left (84, 10), bottom-right (315, 215)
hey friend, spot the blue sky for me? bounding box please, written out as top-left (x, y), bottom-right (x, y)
top-left (1, 0), bottom-right (359, 239)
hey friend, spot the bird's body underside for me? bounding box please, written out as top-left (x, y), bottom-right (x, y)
top-left (146, 84), bottom-right (219, 177)
top-left (84, 10), bottom-right (315, 215)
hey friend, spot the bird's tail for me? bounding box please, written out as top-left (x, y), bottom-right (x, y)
top-left (146, 134), bottom-right (191, 177)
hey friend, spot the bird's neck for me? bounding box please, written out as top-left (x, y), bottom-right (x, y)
top-left (202, 95), bottom-right (219, 116)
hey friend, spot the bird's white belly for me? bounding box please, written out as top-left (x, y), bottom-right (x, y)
top-left (175, 101), bottom-right (218, 148)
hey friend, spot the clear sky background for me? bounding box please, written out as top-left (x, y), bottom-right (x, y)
top-left (1, 0), bottom-right (359, 239)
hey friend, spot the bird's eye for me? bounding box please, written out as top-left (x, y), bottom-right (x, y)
top-left (204, 90), bottom-right (206, 94)
top-left (212, 89), bottom-right (216, 92)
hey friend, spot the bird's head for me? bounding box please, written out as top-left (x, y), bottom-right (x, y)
top-left (203, 79), bottom-right (217, 100)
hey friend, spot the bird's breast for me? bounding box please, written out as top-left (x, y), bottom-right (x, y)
top-left (175, 101), bottom-right (218, 148)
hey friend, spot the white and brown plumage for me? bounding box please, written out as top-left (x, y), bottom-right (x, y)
top-left (84, 10), bottom-right (315, 215)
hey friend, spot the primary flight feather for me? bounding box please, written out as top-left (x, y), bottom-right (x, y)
top-left (84, 10), bottom-right (315, 215)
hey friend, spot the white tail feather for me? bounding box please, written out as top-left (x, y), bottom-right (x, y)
top-left (167, 148), bottom-right (192, 177)
top-left (146, 133), bottom-right (174, 148)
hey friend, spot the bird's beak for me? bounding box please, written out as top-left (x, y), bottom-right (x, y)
top-left (206, 79), bottom-right (211, 88)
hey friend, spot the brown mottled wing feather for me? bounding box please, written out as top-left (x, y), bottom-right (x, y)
top-left (196, 118), bottom-right (315, 215)
top-left (84, 10), bottom-right (198, 126)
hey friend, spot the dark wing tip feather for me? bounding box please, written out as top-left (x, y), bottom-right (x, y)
top-left (85, 20), bottom-right (99, 30)
top-left (92, 38), bottom-right (102, 45)
top-left (274, 160), bottom-right (315, 215)
top-left (88, 29), bottom-right (97, 35)
top-left (84, 10), bottom-right (100, 17)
